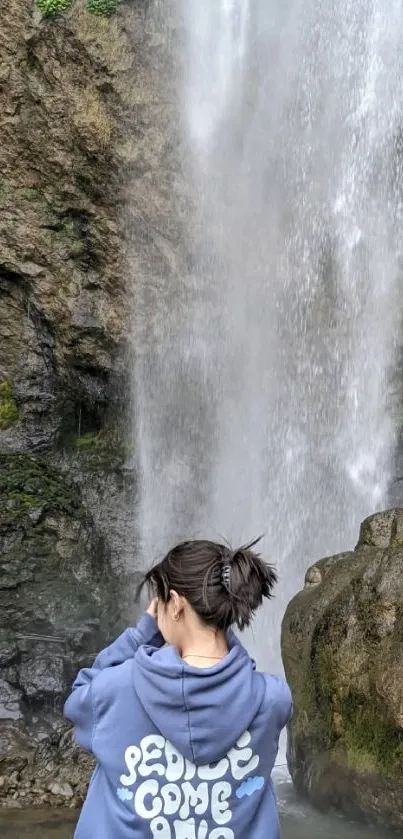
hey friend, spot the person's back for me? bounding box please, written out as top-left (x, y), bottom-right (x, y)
top-left (64, 539), bottom-right (292, 839)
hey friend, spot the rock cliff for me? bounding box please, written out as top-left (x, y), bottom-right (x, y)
top-left (0, 0), bottom-right (185, 805)
top-left (282, 509), bottom-right (403, 832)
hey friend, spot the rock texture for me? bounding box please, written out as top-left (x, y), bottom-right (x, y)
top-left (0, 451), bottom-right (128, 805)
top-left (282, 508), bottom-right (403, 832)
top-left (0, 0), bottom-right (186, 804)
top-left (0, 0), bottom-right (186, 560)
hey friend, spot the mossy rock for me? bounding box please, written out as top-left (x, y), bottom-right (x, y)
top-left (281, 509), bottom-right (403, 832)
top-left (72, 430), bottom-right (133, 471)
top-left (0, 382), bottom-right (19, 431)
top-left (0, 453), bottom-right (81, 528)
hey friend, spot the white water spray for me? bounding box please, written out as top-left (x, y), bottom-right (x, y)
top-left (134, 0), bottom-right (402, 669)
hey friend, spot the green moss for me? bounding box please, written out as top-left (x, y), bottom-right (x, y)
top-left (0, 401), bottom-right (19, 430)
top-left (283, 644), bottom-right (334, 754)
top-left (18, 186), bottom-right (43, 202)
top-left (355, 595), bottom-right (382, 642)
top-left (68, 239), bottom-right (86, 259)
top-left (1, 382), bottom-right (13, 400)
top-left (86, 0), bottom-right (120, 14)
top-left (341, 692), bottom-right (403, 778)
top-left (36, 0), bottom-right (72, 16)
top-left (0, 382), bottom-right (19, 430)
top-left (75, 431), bottom-right (101, 449)
top-left (283, 622), bottom-right (350, 769)
top-left (313, 643), bottom-right (337, 699)
top-left (307, 607), bottom-right (403, 780)
top-left (309, 656), bottom-right (335, 749)
top-left (345, 745), bottom-right (378, 775)
top-left (0, 454), bottom-right (82, 527)
top-left (8, 492), bottom-right (42, 508)
top-left (73, 430), bottom-right (131, 471)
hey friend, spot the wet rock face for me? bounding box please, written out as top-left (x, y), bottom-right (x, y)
top-left (282, 509), bottom-right (403, 832)
top-left (0, 0), bottom-right (187, 562)
top-left (0, 0), bottom-right (185, 803)
top-left (0, 453), bottom-right (128, 802)
top-left (1, 3), bottom-right (126, 454)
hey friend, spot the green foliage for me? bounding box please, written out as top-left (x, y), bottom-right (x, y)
top-left (36, 0), bottom-right (72, 16)
top-left (36, 0), bottom-right (120, 19)
top-left (0, 382), bottom-right (19, 430)
top-left (86, 0), bottom-right (120, 15)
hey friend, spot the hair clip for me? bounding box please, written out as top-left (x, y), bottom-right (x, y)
top-left (221, 564), bottom-right (231, 590)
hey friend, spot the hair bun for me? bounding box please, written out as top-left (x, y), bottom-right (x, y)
top-left (219, 539), bottom-right (277, 630)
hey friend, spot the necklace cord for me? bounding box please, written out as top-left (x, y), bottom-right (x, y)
top-left (182, 653), bottom-right (225, 660)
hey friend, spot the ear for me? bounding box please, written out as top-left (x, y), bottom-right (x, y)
top-left (169, 590), bottom-right (186, 620)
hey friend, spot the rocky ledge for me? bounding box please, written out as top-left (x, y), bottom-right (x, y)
top-left (282, 508), bottom-right (403, 833)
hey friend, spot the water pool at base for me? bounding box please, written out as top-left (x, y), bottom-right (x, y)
top-left (275, 771), bottom-right (392, 838)
top-left (0, 773), bottom-right (394, 839)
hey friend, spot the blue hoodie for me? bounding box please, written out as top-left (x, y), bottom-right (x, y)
top-left (64, 614), bottom-right (292, 839)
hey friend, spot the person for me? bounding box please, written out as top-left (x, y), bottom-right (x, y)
top-left (64, 539), bottom-right (292, 839)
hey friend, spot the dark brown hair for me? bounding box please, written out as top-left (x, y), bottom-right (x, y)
top-left (139, 538), bottom-right (277, 631)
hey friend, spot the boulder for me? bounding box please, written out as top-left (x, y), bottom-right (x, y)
top-left (282, 508), bottom-right (403, 832)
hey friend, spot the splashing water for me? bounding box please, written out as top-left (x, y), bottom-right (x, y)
top-left (134, 0), bottom-right (402, 669)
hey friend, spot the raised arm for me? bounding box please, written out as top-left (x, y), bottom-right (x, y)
top-left (64, 610), bottom-right (163, 751)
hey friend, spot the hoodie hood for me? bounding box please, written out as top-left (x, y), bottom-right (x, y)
top-left (133, 633), bottom-right (266, 766)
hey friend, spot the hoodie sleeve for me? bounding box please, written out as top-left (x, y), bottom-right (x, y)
top-left (264, 674), bottom-right (293, 730)
top-left (64, 614), bottom-right (163, 752)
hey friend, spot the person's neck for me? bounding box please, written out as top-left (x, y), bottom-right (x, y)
top-left (180, 627), bottom-right (228, 667)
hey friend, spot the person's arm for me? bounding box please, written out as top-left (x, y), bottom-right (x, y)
top-left (64, 609), bottom-right (163, 751)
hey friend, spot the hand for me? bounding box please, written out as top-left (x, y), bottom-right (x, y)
top-left (147, 598), bottom-right (158, 619)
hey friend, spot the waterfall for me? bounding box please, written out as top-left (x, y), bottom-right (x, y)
top-left (134, 0), bottom-right (402, 669)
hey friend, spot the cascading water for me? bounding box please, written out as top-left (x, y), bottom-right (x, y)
top-left (134, 0), bottom-right (402, 669)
